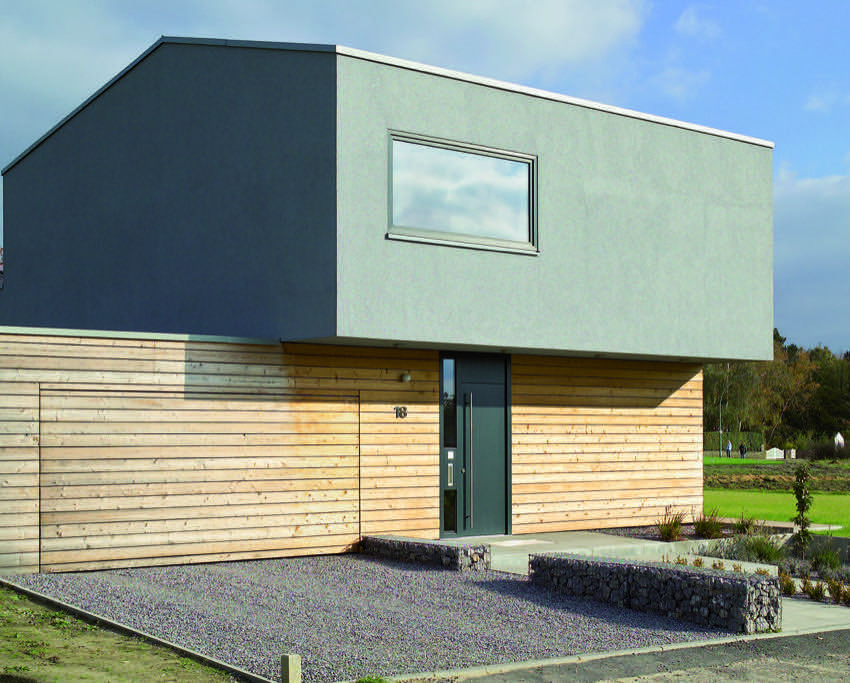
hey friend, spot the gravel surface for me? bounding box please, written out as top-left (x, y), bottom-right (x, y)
top-left (595, 524), bottom-right (703, 541)
top-left (8, 555), bottom-right (728, 683)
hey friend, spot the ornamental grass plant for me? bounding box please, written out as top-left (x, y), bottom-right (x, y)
top-left (655, 506), bottom-right (685, 542)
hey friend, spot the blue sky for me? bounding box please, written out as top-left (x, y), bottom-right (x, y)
top-left (1, 0), bottom-right (847, 353)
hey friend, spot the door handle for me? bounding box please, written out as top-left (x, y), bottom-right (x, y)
top-left (467, 390), bottom-right (473, 527)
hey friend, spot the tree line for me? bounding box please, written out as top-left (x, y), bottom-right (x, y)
top-left (704, 329), bottom-right (850, 450)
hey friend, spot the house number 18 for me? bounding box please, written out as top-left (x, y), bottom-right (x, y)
top-left (394, 406), bottom-right (408, 419)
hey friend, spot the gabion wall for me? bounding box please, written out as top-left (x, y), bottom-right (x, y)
top-left (529, 553), bottom-right (781, 634)
top-left (361, 536), bottom-right (491, 571)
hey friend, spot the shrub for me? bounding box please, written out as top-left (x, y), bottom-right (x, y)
top-left (755, 568), bottom-right (771, 576)
top-left (802, 579), bottom-right (827, 601)
top-left (779, 571), bottom-right (797, 596)
top-left (655, 506), bottom-right (685, 542)
top-left (732, 563), bottom-right (743, 573)
top-left (810, 542), bottom-right (842, 574)
top-left (791, 463), bottom-right (813, 555)
top-left (827, 579), bottom-right (844, 604)
top-left (819, 567), bottom-right (837, 582)
top-left (797, 440), bottom-right (849, 461)
top-left (779, 558), bottom-right (812, 579)
top-left (842, 585), bottom-right (850, 607)
top-left (691, 557), bottom-right (704, 568)
top-left (711, 560), bottom-right (725, 571)
top-left (675, 556), bottom-right (688, 565)
top-left (694, 508), bottom-right (723, 539)
top-left (733, 514), bottom-right (758, 536)
top-left (744, 534), bottom-right (786, 564)
top-left (714, 533), bottom-right (785, 564)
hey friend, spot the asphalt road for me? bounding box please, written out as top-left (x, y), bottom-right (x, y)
top-left (451, 628), bottom-right (850, 682)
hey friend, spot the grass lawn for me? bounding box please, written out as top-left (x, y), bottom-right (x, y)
top-left (704, 456), bottom-right (850, 468)
top-left (704, 488), bottom-right (850, 536)
top-left (0, 585), bottom-right (232, 682)
top-left (704, 456), bottom-right (779, 466)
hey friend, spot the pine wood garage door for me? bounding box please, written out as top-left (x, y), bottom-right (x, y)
top-left (38, 388), bottom-right (360, 572)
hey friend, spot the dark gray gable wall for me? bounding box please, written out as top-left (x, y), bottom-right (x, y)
top-left (1, 41), bottom-right (337, 340)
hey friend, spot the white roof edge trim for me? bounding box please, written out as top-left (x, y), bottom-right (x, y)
top-left (336, 45), bottom-right (774, 149)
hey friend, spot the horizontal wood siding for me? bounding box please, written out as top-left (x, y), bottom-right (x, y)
top-left (0, 382), bottom-right (39, 573)
top-left (0, 333), bottom-right (439, 573)
top-left (39, 389), bottom-right (360, 571)
top-left (511, 356), bottom-right (703, 533)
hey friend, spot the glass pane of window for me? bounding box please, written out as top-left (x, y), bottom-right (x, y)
top-left (441, 358), bottom-right (457, 448)
top-left (392, 139), bottom-right (530, 244)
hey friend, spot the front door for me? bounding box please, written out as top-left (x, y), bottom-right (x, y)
top-left (440, 354), bottom-right (508, 536)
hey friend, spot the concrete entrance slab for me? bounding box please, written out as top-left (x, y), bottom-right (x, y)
top-left (443, 531), bottom-right (774, 575)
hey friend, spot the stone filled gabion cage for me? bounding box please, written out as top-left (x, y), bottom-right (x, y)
top-left (529, 553), bottom-right (781, 634)
top-left (360, 536), bottom-right (491, 571)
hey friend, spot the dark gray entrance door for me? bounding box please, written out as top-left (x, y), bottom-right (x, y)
top-left (441, 354), bottom-right (508, 537)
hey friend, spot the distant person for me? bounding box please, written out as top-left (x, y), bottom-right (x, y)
top-left (739, 442), bottom-right (747, 459)
top-left (836, 432), bottom-right (845, 454)
top-left (726, 440), bottom-right (733, 458)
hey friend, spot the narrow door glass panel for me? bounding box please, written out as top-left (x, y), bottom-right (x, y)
top-left (392, 140), bottom-right (530, 244)
top-left (441, 358), bottom-right (456, 448)
top-left (443, 490), bottom-right (457, 533)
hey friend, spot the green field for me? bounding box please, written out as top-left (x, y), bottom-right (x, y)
top-left (704, 456), bottom-right (777, 466)
top-left (704, 456), bottom-right (850, 469)
top-left (704, 488), bottom-right (850, 536)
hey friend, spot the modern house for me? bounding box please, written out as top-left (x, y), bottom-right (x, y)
top-left (0, 37), bottom-right (773, 574)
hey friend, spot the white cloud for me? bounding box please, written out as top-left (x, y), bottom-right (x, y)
top-left (774, 166), bottom-right (850, 352)
top-left (649, 65), bottom-right (710, 102)
top-left (804, 87), bottom-right (849, 113)
top-left (674, 5), bottom-right (721, 41)
top-left (190, 0), bottom-right (650, 83)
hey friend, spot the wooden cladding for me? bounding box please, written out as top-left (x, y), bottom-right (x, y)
top-left (511, 356), bottom-right (703, 533)
top-left (0, 334), bottom-right (440, 573)
top-left (39, 389), bottom-right (361, 571)
top-left (0, 332), bottom-right (705, 574)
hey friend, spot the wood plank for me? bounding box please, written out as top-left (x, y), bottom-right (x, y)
top-left (42, 520), bottom-right (361, 552)
top-left (41, 473), bottom-right (361, 500)
top-left (41, 434), bottom-right (361, 449)
top-left (41, 460), bottom-right (360, 481)
top-left (41, 499), bottom-right (360, 525)
top-left (40, 486), bottom-right (359, 513)
top-left (43, 510), bottom-right (361, 539)
top-left (0, 525), bottom-right (38, 542)
top-left (40, 544), bottom-right (354, 573)
top-left (40, 532), bottom-right (361, 567)
top-left (512, 486), bottom-right (702, 505)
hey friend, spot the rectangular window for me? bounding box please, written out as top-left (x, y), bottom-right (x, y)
top-left (389, 134), bottom-right (537, 253)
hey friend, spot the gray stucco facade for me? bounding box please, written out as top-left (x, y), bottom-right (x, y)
top-left (1, 37), bottom-right (773, 362)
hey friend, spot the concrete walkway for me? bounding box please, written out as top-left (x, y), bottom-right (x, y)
top-left (437, 530), bottom-right (850, 636)
top-left (440, 531), bottom-right (770, 574)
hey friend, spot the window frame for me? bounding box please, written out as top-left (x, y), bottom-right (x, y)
top-left (387, 131), bottom-right (538, 255)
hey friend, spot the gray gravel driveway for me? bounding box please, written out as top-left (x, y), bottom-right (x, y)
top-left (8, 555), bottom-right (728, 683)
